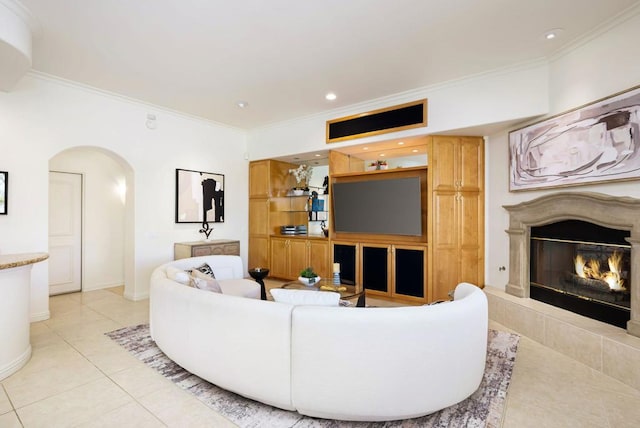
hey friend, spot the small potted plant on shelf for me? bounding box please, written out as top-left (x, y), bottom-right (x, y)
top-left (298, 266), bottom-right (320, 286)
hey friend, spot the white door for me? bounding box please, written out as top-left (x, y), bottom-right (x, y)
top-left (49, 171), bottom-right (82, 295)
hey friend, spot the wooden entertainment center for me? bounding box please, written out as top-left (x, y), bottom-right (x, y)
top-left (248, 135), bottom-right (484, 304)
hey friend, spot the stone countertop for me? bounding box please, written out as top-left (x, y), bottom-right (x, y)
top-left (0, 252), bottom-right (49, 270)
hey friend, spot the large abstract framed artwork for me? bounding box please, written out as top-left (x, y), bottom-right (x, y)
top-left (175, 169), bottom-right (224, 223)
top-left (509, 85), bottom-right (640, 191)
top-left (0, 171), bottom-right (7, 215)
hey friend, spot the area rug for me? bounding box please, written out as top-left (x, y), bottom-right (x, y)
top-left (106, 325), bottom-right (519, 428)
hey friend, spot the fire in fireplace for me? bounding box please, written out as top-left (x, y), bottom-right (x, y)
top-left (530, 220), bottom-right (631, 328)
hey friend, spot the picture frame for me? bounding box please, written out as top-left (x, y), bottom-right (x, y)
top-left (0, 171), bottom-right (6, 215)
top-left (509, 85), bottom-right (640, 191)
top-left (175, 168), bottom-right (224, 223)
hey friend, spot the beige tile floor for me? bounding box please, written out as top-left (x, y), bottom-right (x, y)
top-left (1, 283), bottom-right (639, 427)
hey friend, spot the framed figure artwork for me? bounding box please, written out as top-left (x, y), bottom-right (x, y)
top-left (509, 85), bottom-right (640, 191)
top-left (175, 168), bottom-right (224, 223)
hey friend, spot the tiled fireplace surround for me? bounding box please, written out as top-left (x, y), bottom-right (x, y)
top-left (485, 192), bottom-right (640, 391)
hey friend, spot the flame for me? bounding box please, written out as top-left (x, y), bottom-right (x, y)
top-left (574, 251), bottom-right (625, 290)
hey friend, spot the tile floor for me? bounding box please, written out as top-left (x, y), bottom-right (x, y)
top-left (1, 282), bottom-right (639, 427)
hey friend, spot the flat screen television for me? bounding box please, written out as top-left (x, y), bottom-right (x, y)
top-left (332, 176), bottom-right (422, 236)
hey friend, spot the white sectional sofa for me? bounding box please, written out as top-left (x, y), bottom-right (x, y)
top-left (150, 255), bottom-right (488, 422)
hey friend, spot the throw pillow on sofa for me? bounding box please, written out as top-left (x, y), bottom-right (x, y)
top-left (189, 269), bottom-right (222, 293)
top-left (166, 266), bottom-right (190, 284)
top-left (270, 289), bottom-right (340, 306)
top-left (194, 262), bottom-right (215, 276)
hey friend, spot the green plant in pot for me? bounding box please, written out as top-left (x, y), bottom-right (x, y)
top-left (299, 267), bottom-right (320, 285)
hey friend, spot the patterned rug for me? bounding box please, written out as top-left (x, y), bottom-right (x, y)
top-left (106, 325), bottom-right (519, 428)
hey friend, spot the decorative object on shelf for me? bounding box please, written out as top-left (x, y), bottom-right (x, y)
top-left (299, 266), bottom-right (319, 286)
top-left (333, 263), bottom-right (341, 285)
top-left (289, 164), bottom-right (312, 192)
top-left (320, 221), bottom-right (328, 237)
top-left (509, 85), bottom-right (640, 191)
top-left (366, 160), bottom-right (388, 171)
top-left (176, 168), bottom-right (225, 223)
top-left (322, 175), bottom-right (329, 194)
top-left (199, 221), bottom-right (214, 240)
top-left (0, 171), bottom-right (7, 215)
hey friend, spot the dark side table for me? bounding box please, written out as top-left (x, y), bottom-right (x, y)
top-left (248, 268), bottom-right (269, 300)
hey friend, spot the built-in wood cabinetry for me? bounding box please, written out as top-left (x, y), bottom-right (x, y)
top-left (332, 241), bottom-right (427, 302)
top-left (429, 136), bottom-right (484, 301)
top-left (270, 237), bottom-right (330, 280)
top-left (249, 134), bottom-right (484, 303)
top-left (248, 159), bottom-right (292, 269)
top-left (249, 159), bottom-right (330, 273)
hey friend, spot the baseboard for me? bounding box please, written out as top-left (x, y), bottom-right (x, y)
top-left (30, 310), bottom-right (50, 322)
top-left (124, 290), bottom-right (149, 301)
top-left (0, 345), bottom-right (31, 381)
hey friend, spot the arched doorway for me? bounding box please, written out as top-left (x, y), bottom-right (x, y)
top-left (48, 146), bottom-right (134, 297)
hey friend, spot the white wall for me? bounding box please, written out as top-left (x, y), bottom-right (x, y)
top-left (247, 62), bottom-right (550, 160)
top-left (0, 74), bottom-right (248, 319)
top-left (49, 148), bottom-right (127, 291)
top-left (484, 12), bottom-right (640, 290)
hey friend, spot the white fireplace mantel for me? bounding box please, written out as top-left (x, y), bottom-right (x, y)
top-left (503, 192), bottom-right (640, 337)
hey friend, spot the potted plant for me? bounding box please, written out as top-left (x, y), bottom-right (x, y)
top-left (298, 266), bottom-right (320, 285)
top-left (289, 164), bottom-right (312, 195)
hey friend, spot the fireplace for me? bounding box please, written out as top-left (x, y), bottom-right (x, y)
top-left (503, 192), bottom-right (640, 337)
top-left (529, 220), bottom-right (631, 328)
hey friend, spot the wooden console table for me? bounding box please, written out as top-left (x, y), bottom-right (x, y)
top-left (174, 239), bottom-right (240, 260)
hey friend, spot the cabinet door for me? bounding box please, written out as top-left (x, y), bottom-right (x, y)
top-left (362, 244), bottom-right (391, 294)
top-left (308, 240), bottom-right (330, 279)
top-left (288, 239), bottom-right (309, 279)
top-left (249, 236), bottom-right (269, 270)
top-left (270, 238), bottom-right (289, 279)
top-left (432, 192), bottom-right (460, 301)
top-left (249, 161), bottom-right (270, 197)
top-left (459, 137), bottom-right (483, 191)
top-left (333, 242), bottom-right (359, 286)
top-left (459, 191), bottom-right (483, 286)
top-left (431, 136), bottom-right (458, 191)
top-left (249, 198), bottom-right (269, 235)
top-left (393, 246), bottom-right (426, 299)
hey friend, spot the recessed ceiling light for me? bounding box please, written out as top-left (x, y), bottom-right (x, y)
top-left (314, 154), bottom-right (321, 157)
top-left (412, 149), bottom-right (419, 153)
top-left (363, 147), bottom-right (369, 150)
top-left (236, 101), bottom-right (249, 108)
top-left (325, 92), bottom-right (337, 101)
top-left (398, 141), bottom-right (404, 145)
top-left (543, 28), bottom-right (564, 40)
top-left (379, 153), bottom-right (386, 157)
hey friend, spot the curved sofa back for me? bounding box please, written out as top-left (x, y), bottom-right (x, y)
top-left (150, 259), bottom-right (296, 411)
top-left (290, 282), bottom-right (488, 421)
top-left (151, 255), bottom-right (245, 281)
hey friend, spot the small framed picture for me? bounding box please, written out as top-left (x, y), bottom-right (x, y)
top-left (0, 171), bottom-right (7, 215)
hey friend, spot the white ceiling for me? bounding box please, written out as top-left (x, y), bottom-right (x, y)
top-left (20, 0), bottom-right (640, 129)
